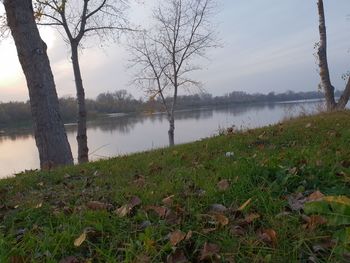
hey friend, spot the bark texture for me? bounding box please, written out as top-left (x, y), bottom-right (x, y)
top-left (71, 44), bottom-right (89, 163)
top-left (317, 0), bottom-right (350, 110)
top-left (4, 0), bottom-right (73, 169)
top-left (168, 116), bottom-right (175, 147)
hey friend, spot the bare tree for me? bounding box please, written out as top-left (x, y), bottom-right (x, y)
top-left (129, 0), bottom-right (217, 146)
top-left (317, 0), bottom-right (350, 111)
top-left (34, 0), bottom-right (130, 163)
top-left (3, 0), bottom-right (74, 169)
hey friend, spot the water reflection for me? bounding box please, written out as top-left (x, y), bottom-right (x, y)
top-left (0, 100), bottom-right (325, 178)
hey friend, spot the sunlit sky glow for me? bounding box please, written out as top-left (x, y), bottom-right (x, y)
top-left (0, 0), bottom-right (349, 102)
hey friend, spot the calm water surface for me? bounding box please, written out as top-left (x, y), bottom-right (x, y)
top-left (0, 100), bottom-right (325, 178)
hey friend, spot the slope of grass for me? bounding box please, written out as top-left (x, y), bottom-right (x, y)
top-left (0, 111), bottom-right (350, 262)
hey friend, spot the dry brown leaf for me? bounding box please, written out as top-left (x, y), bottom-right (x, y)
top-left (116, 205), bottom-right (129, 217)
top-left (244, 213), bottom-right (261, 224)
top-left (287, 193), bottom-right (307, 212)
top-left (258, 229), bottom-right (277, 246)
top-left (230, 225), bottom-right (246, 236)
top-left (130, 196), bottom-right (142, 207)
top-left (34, 202), bottom-right (43, 209)
top-left (74, 231), bottom-right (86, 247)
top-left (167, 249), bottom-right (188, 263)
top-left (217, 179), bottom-right (230, 191)
top-left (308, 191), bottom-right (325, 201)
top-left (199, 242), bottom-right (221, 261)
top-left (302, 215), bottom-right (327, 230)
top-left (209, 204), bottom-right (227, 213)
top-left (213, 214), bottom-right (229, 227)
top-left (185, 230), bottom-right (193, 240)
top-left (116, 196), bottom-right (142, 217)
top-left (169, 230), bottom-right (186, 246)
top-left (145, 205), bottom-right (168, 218)
top-left (237, 198), bottom-right (252, 211)
top-left (165, 209), bottom-right (182, 225)
top-left (87, 201), bottom-right (108, 211)
top-left (162, 195), bottom-right (175, 206)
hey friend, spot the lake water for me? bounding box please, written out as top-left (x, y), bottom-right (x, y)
top-left (0, 100), bottom-right (327, 178)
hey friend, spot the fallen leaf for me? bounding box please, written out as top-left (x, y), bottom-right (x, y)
top-left (162, 195), bottom-right (175, 206)
top-left (87, 201), bottom-right (109, 211)
top-left (289, 167), bottom-right (298, 175)
top-left (302, 215), bottom-right (327, 230)
top-left (287, 193), bottom-right (307, 211)
top-left (185, 230), bottom-right (193, 240)
top-left (244, 213), bottom-right (261, 224)
top-left (116, 205), bottom-right (129, 217)
top-left (312, 238), bottom-right (336, 253)
top-left (116, 196), bottom-right (142, 217)
top-left (130, 196), bottom-right (142, 207)
top-left (217, 179), bottom-right (230, 191)
top-left (165, 209), bottom-right (182, 225)
top-left (213, 214), bottom-right (229, 227)
top-left (169, 230), bottom-right (186, 246)
top-left (323, 195), bottom-right (350, 205)
top-left (230, 225), bottom-right (246, 236)
top-left (145, 205), bottom-right (168, 218)
top-left (74, 231), bottom-right (87, 247)
top-left (209, 204), bottom-right (227, 213)
top-left (167, 249), bottom-right (188, 263)
top-left (258, 229), bottom-right (277, 246)
top-left (199, 242), bottom-right (221, 261)
top-left (237, 198), bottom-right (252, 211)
top-left (308, 191), bottom-right (325, 202)
top-left (340, 160), bottom-right (350, 168)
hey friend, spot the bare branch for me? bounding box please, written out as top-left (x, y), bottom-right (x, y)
top-left (127, 0), bottom-right (218, 123)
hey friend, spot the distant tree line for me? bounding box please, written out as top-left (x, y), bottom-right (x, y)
top-left (0, 89), bottom-right (336, 128)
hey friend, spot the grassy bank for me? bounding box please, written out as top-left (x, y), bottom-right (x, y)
top-left (0, 111), bottom-right (349, 262)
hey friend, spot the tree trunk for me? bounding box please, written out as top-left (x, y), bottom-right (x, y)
top-left (71, 43), bottom-right (89, 164)
top-left (168, 115), bottom-right (175, 147)
top-left (337, 79), bottom-right (350, 109)
top-left (4, 0), bottom-right (73, 169)
top-left (317, 0), bottom-right (337, 111)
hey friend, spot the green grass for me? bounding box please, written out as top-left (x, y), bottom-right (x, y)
top-left (0, 111), bottom-right (350, 262)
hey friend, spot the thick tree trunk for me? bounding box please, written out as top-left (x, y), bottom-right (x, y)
top-left (71, 44), bottom-right (89, 163)
top-left (168, 115), bottom-right (175, 147)
top-left (4, 0), bottom-right (73, 169)
top-left (317, 0), bottom-right (337, 111)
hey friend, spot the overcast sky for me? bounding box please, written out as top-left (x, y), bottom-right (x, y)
top-left (0, 0), bottom-right (349, 102)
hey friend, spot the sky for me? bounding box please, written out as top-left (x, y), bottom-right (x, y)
top-left (0, 0), bottom-right (349, 102)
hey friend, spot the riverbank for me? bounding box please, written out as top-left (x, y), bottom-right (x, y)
top-left (1, 111), bottom-right (350, 262)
